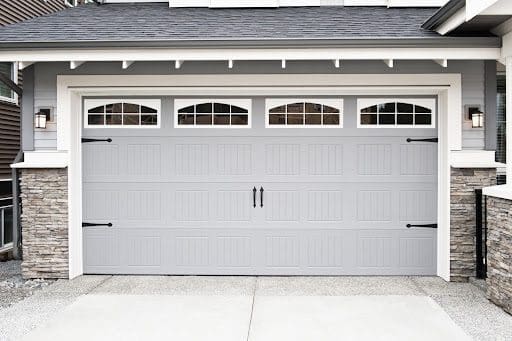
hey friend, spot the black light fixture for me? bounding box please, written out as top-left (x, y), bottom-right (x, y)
top-left (467, 106), bottom-right (484, 129)
top-left (35, 109), bottom-right (51, 129)
top-left (471, 110), bottom-right (484, 128)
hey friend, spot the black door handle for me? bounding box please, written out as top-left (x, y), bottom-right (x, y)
top-left (253, 187), bottom-right (257, 208)
top-left (82, 222), bottom-right (113, 228)
top-left (260, 187), bottom-right (264, 208)
top-left (407, 224), bottom-right (438, 229)
top-left (406, 138), bottom-right (438, 143)
top-left (81, 138), bottom-right (112, 143)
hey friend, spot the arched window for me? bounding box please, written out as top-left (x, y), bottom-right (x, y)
top-left (175, 99), bottom-right (251, 128)
top-left (358, 99), bottom-right (435, 128)
top-left (84, 99), bottom-right (160, 128)
top-left (266, 99), bottom-right (343, 128)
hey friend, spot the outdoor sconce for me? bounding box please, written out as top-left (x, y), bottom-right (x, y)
top-left (466, 106), bottom-right (484, 129)
top-left (35, 108), bottom-right (51, 129)
top-left (471, 110), bottom-right (484, 128)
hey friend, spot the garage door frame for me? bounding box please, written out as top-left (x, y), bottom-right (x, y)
top-left (56, 73), bottom-right (462, 280)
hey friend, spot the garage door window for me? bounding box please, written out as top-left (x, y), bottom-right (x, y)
top-left (358, 99), bottom-right (435, 128)
top-left (175, 99), bottom-right (251, 128)
top-left (84, 99), bottom-right (161, 128)
top-left (266, 99), bottom-right (343, 128)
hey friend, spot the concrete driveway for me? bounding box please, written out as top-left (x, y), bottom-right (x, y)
top-left (0, 276), bottom-right (511, 341)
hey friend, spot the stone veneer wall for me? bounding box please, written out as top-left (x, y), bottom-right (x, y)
top-left (450, 167), bottom-right (496, 282)
top-left (486, 196), bottom-right (512, 315)
top-left (20, 168), bottom-right (69, 279)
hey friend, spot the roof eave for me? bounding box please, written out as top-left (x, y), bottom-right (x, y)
top-left (0, 36), bottom-right (501, 50)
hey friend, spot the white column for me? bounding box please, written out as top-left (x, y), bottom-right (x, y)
top-left (507, 56), bottom-right (512, 180)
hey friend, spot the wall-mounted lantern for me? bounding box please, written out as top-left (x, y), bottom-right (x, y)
top-left (471, 110), bottom-right (484, 128)
top-left (34, 108), bottom-right (52, 129)
top-left (35, 111), bottom-right (47, 129)
top-left (466, 105), bottom-right (484, 129)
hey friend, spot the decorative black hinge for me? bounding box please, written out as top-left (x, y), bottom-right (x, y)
top-left (82, 222), bottom-right (113, 228)
top-left (406, 138), bottom-right (438, 143)
top-left (81, 138), bottom-right (112, 143)
top-left (407, 224), bottom-right (438, 229)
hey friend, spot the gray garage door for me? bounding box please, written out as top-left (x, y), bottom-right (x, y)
top-left (82, 98), bottom-right (437, 275)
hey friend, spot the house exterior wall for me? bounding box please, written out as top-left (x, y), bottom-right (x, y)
top-left (28, 60), bottom-right (487, 152)
top-left (450, 167), bottom-right (497, 282)
top-left (486, 196), bottom-right (512, 315)
top-left (19, 168), bottom-right (68, 279)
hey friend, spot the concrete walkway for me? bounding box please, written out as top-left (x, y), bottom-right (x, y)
top-left (0, 276), bottom-right (510, 341)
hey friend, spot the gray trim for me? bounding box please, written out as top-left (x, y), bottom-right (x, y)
top-left (485, 60), bottom-right (497, 151)
top-left (21, 65), bottom-right (34, 151)
top-left (0, 36), bottom-right (502, 49)
top-left (422, 0), bottom-right (466, 31)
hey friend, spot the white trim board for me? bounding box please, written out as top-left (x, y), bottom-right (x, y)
top-left (49, 73), bottom-right (461, 280)
top-left (0, 47), bottom-right (501, 63)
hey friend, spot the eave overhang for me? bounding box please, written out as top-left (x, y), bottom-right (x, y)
top-left (0, 36), bottom-right (501, 50)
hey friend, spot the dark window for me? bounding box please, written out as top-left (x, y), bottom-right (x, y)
top-left (397, 103), bottom-right (413, 113)
top-left (397, 114), bottom-right (413, 125)
top-left (323, 114), bottom-right (340, 125)
top-left (378, 103), bottom-right (396, 113)
top-left (361, 105), bottom-right (377, 114)
top-left (231, 115), bottom-right (249, 125)
top-left (177, 102), bottom-right (250, 126)
top-left (214, 114), bottom-right (230, 125)
top-left (305, 114), bottom-right (322, 125)
top-left (287, 114), bottom-right (304, 125)
top-left (178, 114), bottom-right (195, 125)
top-left (379, 114), bottom-right (395, 125)
top-left (361, 114), bottom-right (377, 125)
top-left (88, 105), bottom-right (105, 114)
top-left (196, 114), bottom-right (212, 125)
top-left (123, 115), bottom-right (140, 125)
top-left (214, 103), bottom-right (230, 113)
top-left (415, 114), bottom-right (432, 125)
top-left (178, 105), bottom-right (195, 114)
top-left (269, 114), bottom-right (286, 125)
top-left (196, 103), bottom-right (213, 113)
top-left (106, 114), bottom-right (122, 125)
top-left (123, 103), bottom-right (140, 113)
top-left (88, 115), bottom-right (104, 125)
top-left (0, 62), bottom-right (13, 99)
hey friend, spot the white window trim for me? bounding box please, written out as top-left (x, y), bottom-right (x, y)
top-left (174, 98), bottom-right (252, 128)
top-left (84, 98), bottom-right (161, 128)
top-left (265, 98), bottom-right (343, 128)
top-left (357, 98), bottom-right (436, 128)
top-left (0, 62), bottom-right (18, 105)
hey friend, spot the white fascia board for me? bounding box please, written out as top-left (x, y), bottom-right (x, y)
top-left (466, 0), bottom-right (499, 21)
top-left (388, 0), bottom-right (449, 7)
top-left (0, 47), bottom-right (501, 63)
top-left (210, 0), bottom-right (279, 7)
top-left (436, 7), bottom-right (467, 35)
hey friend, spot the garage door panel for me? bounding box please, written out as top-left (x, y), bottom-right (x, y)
top-left (83, 110), bottom-right (437, 276)
top-left (399, 144), bottom-right (437, 176)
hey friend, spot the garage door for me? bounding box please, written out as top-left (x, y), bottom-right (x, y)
top-left (82, 97), bottom-right (438, 275)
